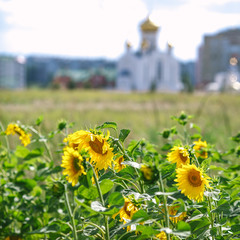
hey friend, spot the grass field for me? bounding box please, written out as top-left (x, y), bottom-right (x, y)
top-left (1, 89), bottom-right (240, 152)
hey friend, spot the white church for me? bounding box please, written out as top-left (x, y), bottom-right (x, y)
top-left (116, 16), bottom-right (183, 92)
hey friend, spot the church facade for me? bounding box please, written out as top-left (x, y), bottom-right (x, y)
top-left (116, 17), bottom-right (182, 92)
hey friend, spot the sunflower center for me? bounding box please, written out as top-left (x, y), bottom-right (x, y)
top-left (199, 147), bottom-right (207, 157)
top-left (179, 152), bottom-right (188, 162)
top-left (73, 158), bottom-right (81, 171)
top-left (123, 202), bottom-right (132, 217)
top-left (188, 169), bottom-right (202, 187)
top-left (89, 138), bottom-right (105, 154)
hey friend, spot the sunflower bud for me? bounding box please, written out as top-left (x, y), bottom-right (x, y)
top-left (140, 164), bottom-right (158, 184)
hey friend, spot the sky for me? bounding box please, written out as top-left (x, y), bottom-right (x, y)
top-left (0, 0), bottom-right (240, 62)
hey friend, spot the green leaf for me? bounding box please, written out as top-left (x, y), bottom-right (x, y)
top-left (100, 179), bottom-right (114, 195)
top-left (119, 129), bottom-right (130, 142)
top-left (108, 192), bottom-right (124, 207)
top-left (78, 185), bottom-right (98, 200)
top-left (24, 148), bottom-right (44, 160)
top-left (16, 179), bottom-right (37, 192)
top-left (177, 221), bottom-right (191, 231)
top-left (173, 231), bottom-right (191, 238)
top-left (190, 133), bottom-right (202, 140)
top-left (212, 200), bottom-right (231, 215)
top-left (132, 210), bottom-right (149, 222)
top-left (231, 133), bottom-right (240, 143)
top-left (123, 161), bottom-right (141, 169)
top-left (231, 224), bottom-right (240, 233)
top-left (15, 145), bottom-right (30, 158)
top-left (160, 163), bottom-right (175, 179)
top-left (127, 140), bottom-right (141, 156)
top-left (189, 217), bottom-right (210, 235)
top-left (136, 225), bottom-right (158, 237)
top-left (35, 115), bottom-right (43, 126)
top-left (96, 121), bottom-right (117, 130)
top-left (91, 201), bottom-right (106, 212)
top-left (79, 168), bottom-right (93, 188)
top-left (190, 123), bottom-right (201, 132)
top-left (90, 201), bottom-right (119, 215)
top-left (161, 143), bottom-right (172, 151)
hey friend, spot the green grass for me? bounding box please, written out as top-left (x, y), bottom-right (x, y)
top-left (1, 89), bottom-right (240, 151)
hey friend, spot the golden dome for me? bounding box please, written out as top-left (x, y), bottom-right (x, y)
top-left (140, 16), bottom-right (159, 32)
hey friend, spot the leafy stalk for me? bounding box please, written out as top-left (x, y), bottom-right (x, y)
top-left (159, 172), bottom-right (170, 240)
top-left (91, 165), bottom-right (110, 240)
top-left (64, 184), bottom-right (78, 240)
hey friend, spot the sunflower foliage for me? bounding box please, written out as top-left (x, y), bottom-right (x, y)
top-left (0, 113), bottom-right (240, 240)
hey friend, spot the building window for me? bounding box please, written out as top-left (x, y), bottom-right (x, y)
top-left (119, 69), bottom-right (131, 77)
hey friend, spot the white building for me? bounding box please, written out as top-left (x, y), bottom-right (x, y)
top-left (116, 16), bottom-right (182, 92)
top-left (0, 55), bottom-right (26, 89)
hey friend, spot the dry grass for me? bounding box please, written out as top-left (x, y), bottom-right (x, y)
top-left (0, 89), bottom-right (240, 151)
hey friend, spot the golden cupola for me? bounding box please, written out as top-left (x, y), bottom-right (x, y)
top-left (140, 16), bottom-right (159, 32)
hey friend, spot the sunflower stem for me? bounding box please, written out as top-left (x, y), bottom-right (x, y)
top-left (159, 172), bottom-right (170, 240)
top-left (115, 176), bottom-right (140, 192)
top-left (91, 165), bottom-right (110, 240)
top-left (29, 126), bottom-right (53, 162)
top-left (207, 196), bottom-right (215, 240)
top-left (84, 221), bottom-right (106, 236)
top-left (0, 121), bottom-right (10, 158)
top-left (64, 184), bottom-right (78, 240)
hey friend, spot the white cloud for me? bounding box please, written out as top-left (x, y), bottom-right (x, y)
top-left (0, 0), bottom-right (239, 60)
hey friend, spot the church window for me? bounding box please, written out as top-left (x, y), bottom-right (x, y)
top-left (119, 69), bottom-right (131, 77)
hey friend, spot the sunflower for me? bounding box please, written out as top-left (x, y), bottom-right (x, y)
top-left (5, 123), bottom-right (31, 147)
top-left (156, 231), bottom-right (167, 240)
top-left (168, 205), bottom-right (187, 224)
top-left (65, 130), bottom-right (114, 171)
top-left (114, 155), bottom-right (126, 172)
top-left (175, 164), bottom-right (211, 202)
top-left (113, 197), bottom-right (138, 230)
top-left (61, 147), bottom-right (86, 186)
top-left (167, 146), bottom-right (190, 168)
top-left (193, 139), bottom-right (208, 159)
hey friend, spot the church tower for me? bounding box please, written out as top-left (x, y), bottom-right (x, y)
top-left (116, 15), bottom-right (182, 92)
top-left (140, 16), bottom-right (159, 51)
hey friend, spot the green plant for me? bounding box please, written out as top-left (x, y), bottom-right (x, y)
top-left (0, 112), bottom-right (240, 239)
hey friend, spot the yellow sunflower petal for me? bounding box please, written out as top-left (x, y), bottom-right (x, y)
top-left (175, 164), bottom-right (211, 202)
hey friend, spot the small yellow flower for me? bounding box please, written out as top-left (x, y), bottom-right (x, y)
top-left (65, 130), bottom-right (114, 171)
top-left (193, 139), bottom-right (208, 159)
top-left (140, 164), bottom-right (153, 181)
top-left (175, 164), bottom-right (211, 202)
top-left (156, 231), bottom-right (167, 240)
top-left (5, 123), bottom-right (31, 147)
top-left (167, 146), bottom-right (190, 168)
top-left (114, 155), bottom-right (126, 172)
top-left (61, 147), bottom-right (86, 186)
top-left (168, 205), bottom-right (187, 224)
top-left (113, 197), bottom-right (138, 231)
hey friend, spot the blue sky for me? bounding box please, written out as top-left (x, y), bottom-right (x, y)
top-left (0, 0), bottom-right (239, 61)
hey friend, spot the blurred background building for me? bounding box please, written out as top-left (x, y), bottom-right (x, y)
top-left (0, 55), bottom-right (26, 89)
top-left (0, 25), bottom-right (240, 92)
top-left (116, 16), bottom-right (183, 92)
top-left (196, 28), bottom-right (240, 88)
